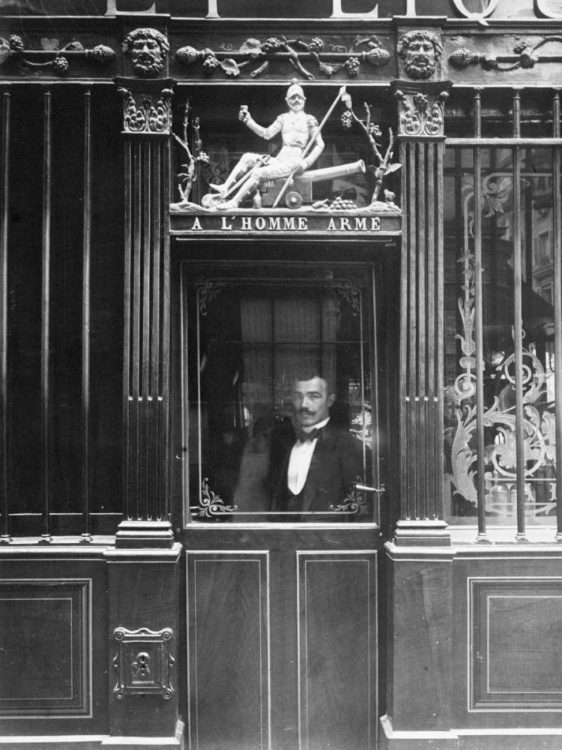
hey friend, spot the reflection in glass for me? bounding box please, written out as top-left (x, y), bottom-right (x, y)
top-left (444, 148), bottom-right (557, 526)
top-left (185, 270), bottom-right (377, 523)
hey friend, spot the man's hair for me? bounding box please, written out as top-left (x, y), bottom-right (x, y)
top-left (292, 369), bottom-right (335, 395)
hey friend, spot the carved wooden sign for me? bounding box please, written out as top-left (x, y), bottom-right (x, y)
top-left (170, 209), bottom-right (400, 237)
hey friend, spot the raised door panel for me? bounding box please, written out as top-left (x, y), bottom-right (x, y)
top-left (186, 552), bottom-right (270, 750)
top-left (298, 552), bottom-right (378, 750)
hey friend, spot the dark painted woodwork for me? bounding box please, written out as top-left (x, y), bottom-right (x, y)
top-left (453, 550), bottom-right (562, 731)
top-left (298, 553), bottom-right (377, 750)
top-left (384, 545), bottom-right (454, 733)
top-left (1, 86), bottom-right (124, 537)
top-left (0, 553), bottom-right (109, 736)
top-left (117, 77), bottom-right (173, 546)
top-left (186, 553), bottom-right (269, 750)
top-left (184, 528), bottom-right (381, 750)
top-left (396, 121), bottom-right (448, 537)
top-left (107, 545), bottom-right (181, 738)
top-left (0, 90), bottom-right (9, 541)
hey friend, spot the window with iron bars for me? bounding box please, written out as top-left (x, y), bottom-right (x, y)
top-left (443, 87), bottom-right (562, 541)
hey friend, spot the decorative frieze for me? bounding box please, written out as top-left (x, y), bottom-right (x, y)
top-left (0, 34), bottom-right (115, 76)
top-left (176, 34), bottom-right (391, 80)
top-left (450, 35), bottom-right (562, 72)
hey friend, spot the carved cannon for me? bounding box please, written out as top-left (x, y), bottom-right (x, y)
top-left (260, 158), bottom-right (366, 209)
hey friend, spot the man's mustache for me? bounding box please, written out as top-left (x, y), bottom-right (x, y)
top-left (298, 409), bottom-right (314, 416)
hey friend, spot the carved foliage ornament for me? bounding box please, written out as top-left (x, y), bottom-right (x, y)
top-left (0, 34), bottom-right (114, 76)
top-left (113, 627), bottom-right (175, 699)
top-left (450, 36), bottom-right (562, 72)
top-left (123, 28), bottom-right (169, 77)
top-left (397, 30), bottom-right (443, 81)
top-left (176, 34), bottom-right (390, 80)
top-left (395, 89), bottom-right (449, 138)
top-left (118, 86), bottom-right (173, 135)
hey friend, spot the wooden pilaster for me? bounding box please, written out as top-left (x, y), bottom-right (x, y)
top-left (392, 21), bottom-right (451, 545)
top-left (115, 72), bottom-right (175, 548)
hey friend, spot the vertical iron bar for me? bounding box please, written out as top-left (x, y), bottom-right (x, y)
top-left (512, 89), bottom-right (527, 540)
top-left (553, 91), bottom-right (562, 539)
top-left (0, 91), bottom-right (10, 541)
top-left (81, 89), bottom-right (92, 541)
top-left (473, 89), bottom-right (488, 540)
top-left (41, 90), bottom-right (52, 541)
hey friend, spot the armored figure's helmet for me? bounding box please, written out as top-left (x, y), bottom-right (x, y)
top-left (286, 79), bottom-right (305, 101)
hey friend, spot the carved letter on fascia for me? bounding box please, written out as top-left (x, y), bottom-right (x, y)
top-left (452, 0), bottom-right (500, 24)
top-left (536, 0), bottom-right (562, 17)
top-left (106, 0), bottom-right (156, 15)
top-left (330, 0), bottom-right (379, 18)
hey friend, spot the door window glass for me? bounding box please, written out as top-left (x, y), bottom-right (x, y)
top-left (182, 265), bottom-right (378, 523)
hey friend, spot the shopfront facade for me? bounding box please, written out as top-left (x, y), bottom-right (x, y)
top-left (2, 2), bottom-right (562, 749)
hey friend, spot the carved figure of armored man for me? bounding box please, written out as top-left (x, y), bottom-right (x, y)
top-left (210, 80), bottom-right (325, 209)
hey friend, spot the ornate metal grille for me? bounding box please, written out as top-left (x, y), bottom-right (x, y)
top-left (444, 88), bottom-right (562, 540)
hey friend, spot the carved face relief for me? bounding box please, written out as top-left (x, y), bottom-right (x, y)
top-left (398, 31), bottom-right (442, 81)
top-left (123, 28), bottom-right (169, 77)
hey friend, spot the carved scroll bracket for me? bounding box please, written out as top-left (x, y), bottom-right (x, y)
top-left (115, 77), bottom-right (175, 136)
top-left (113, 626), bottom-right (175, 700)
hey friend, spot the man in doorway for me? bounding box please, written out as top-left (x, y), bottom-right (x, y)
top-left (208, 80), bottom-right (325, 209)
top-left (268, 372), bottom-right (366, 521)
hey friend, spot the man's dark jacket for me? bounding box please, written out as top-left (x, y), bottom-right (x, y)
top-left (268, 419), bottom-right (365, 520)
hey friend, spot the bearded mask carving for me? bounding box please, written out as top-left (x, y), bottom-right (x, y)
top-left (397, 30), bottom-right (442, 81)
top-left (123, 28), bottom-right (170, 77)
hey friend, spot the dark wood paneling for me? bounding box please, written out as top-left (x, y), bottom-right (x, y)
top-left (187, 552), bottom-right (269, 750)
top-left (298, 552), bottom-right (377, 750)
top-left (470, 576), bottom-right (562, 710)
top-left (0, 578), bottom-right (90, 717)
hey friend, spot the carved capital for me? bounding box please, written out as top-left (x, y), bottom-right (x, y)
top-left (115, 78), bottom-right (174, 135)
top-left (113, 626), bottom-right (175, 700)
top-left (392, 81), bottom-right (451, 139)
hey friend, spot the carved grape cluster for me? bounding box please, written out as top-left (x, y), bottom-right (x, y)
top-left (308, 37), bottom-right (324, 53)
top-left (345, 57), bottom-right (361, 77)
top-left (261, 37), bottom-right (284, 54)
top-left (52, 56), bottom-right (69, 75)
top-left (9, 35), bottom-right (23, 52)
top-left (202, 54), bottom-right (220, 75)
top-left (341, 110), bottom-right (354, 129)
